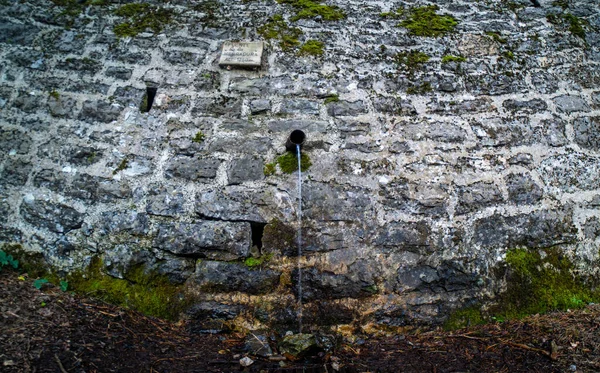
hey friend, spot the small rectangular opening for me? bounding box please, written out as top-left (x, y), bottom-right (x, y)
top-left (250, 222), bottom-right (266, 250)
top-left (142, 87), bottom-right (158, 113)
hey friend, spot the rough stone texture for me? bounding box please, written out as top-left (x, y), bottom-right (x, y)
top-left (153, 221), bottom-right (251, 261)
top-left (192, 260), bottom-right (280, 295)
top-left (1, 0), bottom-right (599, 328)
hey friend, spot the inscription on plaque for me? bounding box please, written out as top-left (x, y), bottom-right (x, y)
top-left (219, 41), bottom-right (263, 67)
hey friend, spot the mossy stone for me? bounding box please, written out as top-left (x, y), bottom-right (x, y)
top-left (398, 6), bottom-right (458, 38)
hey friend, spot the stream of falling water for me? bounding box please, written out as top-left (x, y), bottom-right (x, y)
top-left (296, 144), bottom-right (303, 333)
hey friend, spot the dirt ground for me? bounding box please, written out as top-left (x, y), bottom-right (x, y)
top-left (2, 269), bottom-right (600, 373)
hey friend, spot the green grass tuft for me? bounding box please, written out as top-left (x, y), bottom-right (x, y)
top-left (192, 131), bottom-right (205, 143)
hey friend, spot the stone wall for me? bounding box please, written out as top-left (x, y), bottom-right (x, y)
top-left (1, 0), bottom-right (599, 328)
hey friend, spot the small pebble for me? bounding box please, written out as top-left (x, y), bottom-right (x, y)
top-left (569, 365), bottom-right (577, 372)
top-left (240, 356), bottom-right (254, 367)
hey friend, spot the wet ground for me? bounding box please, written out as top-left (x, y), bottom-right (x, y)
top-left (2, 270), bottom-right (599, 372)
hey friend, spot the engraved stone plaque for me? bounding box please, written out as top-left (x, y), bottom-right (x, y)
top-left (219, 41), bottom-right (263, 67)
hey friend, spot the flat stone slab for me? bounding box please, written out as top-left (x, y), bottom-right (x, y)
top-left (219, 41), bottom-right (263, 67)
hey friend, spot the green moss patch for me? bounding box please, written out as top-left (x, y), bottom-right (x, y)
top-left (192, 131), bottom-right (205, 143)
top-left (244, 254), bottom-right (273, 268)
top-left (257, 14), bottom-right (303, 51)
top-left (323, 93), bottom-right (339, 104)
top-left (67, 258), bottom-right (191, 320)
top-left (441, 55), bottom-right (466, 63)
top-left (444, 306), bottom-right (485, 330)
top-left (398, 6), bottom-right (458, 37)
top-left (298, 40), bottom-right (324, 56)
top-left (277, 0), bottom-right (346, 21)
top-left (113, 3), bottom-right (174, 38)
top-left (493, 247), bottom-right (599, 320)
top-left (395, 51), bottom-right (430, 74)
top-left (546, 12), bottom-right (587, 40)
top-left (276, 152), bottom-right (312, 174)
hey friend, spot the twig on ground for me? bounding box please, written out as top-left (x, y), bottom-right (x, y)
top-left (54, 354), bottom-right (69, 373)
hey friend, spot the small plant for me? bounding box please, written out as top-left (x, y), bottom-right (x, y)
top-left (502, 50), bottom-right (515, 60)
top-left (563, 13), bottom-right (586, 39)
top-left (441, 55), bottom-right (466, 63)
top-left (323, 93), bottom-right (339, 104)
top-left (33, 278), bottom-right (49, 290)
top-left (395, 51), bottom-right (430, 77)
top-left (257, 14), bottom-right (303, 51)
top-left (113, 3), bottom-right (174, 38)
top-left (406, 82), bottom-right (433, 95)
top-left (113, 158), bottom-right (129, 175)
top-left (298, 40), bottom-right (325, 56)
top-left (0, 250), bottom-right (19, 271)
top-left (263, 163), bottom-right (276, 176)
top-left (486, 31), bottom-right (508, 44)
top-left (60, 280), bottom-right (69, 292)
top-left (48, 90), bottom-right (60, 100)
top-left (244, 254), bottom-right (273, 268)
top-left (277, 0), bottom-right (346, 21)
top-left (277, 152), bottom-right (312, 174)
top-left (192, 131), bottom-right (205, 143)
top-left (398, 5), bottom-right (458, 37)
top-left (380, 8), bottom-right (405, 19)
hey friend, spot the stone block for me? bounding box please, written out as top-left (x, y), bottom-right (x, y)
top-left (326, 100), bottom-right (368, 117)
top-left (473, 209), bottom-right (576, 249)
top-left (193, 260), bottom-right (280, 295)
top-left (538, 153), bottom-right (600, 192)
top-left (20, 199), bottom-right (83, 233)
top-left (146, 186), bottom-right (184, 217)
top-left (573, 116), bottom-right (600, 150)
top-left (164, 156), bottom-right (220, 181)
top-left (374, 221), bottom-right (432, 254)
top-left (503, 98), bottom-right (548, 113)
top-left (0, 158), bottom-right (32, 186)
top-left (227, 157), bottom-right (264, 185)
top-left (553, 95), bottom-right (590, 113)
top-left (279, 99), bottom-right (320, 115)
top-left (79, 100), bottom-right (122, 123)
top-left (154, 221), bottom-right (251, 260)
top-left (505, 173), bottom-right (543, 205)
top-left (456, 181), bottom-right (503, 215)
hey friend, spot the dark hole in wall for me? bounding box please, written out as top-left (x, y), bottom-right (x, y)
top-left (250, 222), bottom-right (266, 250)
top-left (142, 87), bottom-right (158, 112)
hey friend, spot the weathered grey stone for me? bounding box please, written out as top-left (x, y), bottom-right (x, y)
top-left (112, 86), bottom-right (145, 108)
top-left (193, 71), bottom-right (220, 91)
top-left (303, 183), bottom-right (372, 221)
top-left (103, 245), bottom-right (155, 280)
top-left (326, 100), bottom-right (368, 117)
top-left (163, 50), bottom-right (205, 65)
top-left (503, 98), bottom-right (548, 113)
top-left (336, 120), bottom-right (370, 137)
top-left (534, 117), bottom-right (568, 147)
top-left (473, 209), bottom-right (576, 249)
top-left (249, 99), bottom-right (271, 114)
top-left (1, 158), bottom-right (32, 186)
top-left (0, 226), bottom-right (22, 243)
top-left (227, 157), bottom-right (264, 185)
top-left (229, 76), bottom-right (294, 95)
top-left (245, 334), bottom-right (273, 357)
top-left (0, 21), bottom-right (39, 46)
top-left (373, 97), bottom-right (416, 115)
top-left (471, 117), bottom-right (533, 147)
top-left (374, 221), bottom-right (432, 254)
top-left (397, 266), bottom-right (439, 292)
top-left (430, 98), bottom-right (494, 114)
top-left (47, 96), bottom-right (77, 118)
top-left (208, 137), bottom-right (272, 154)
top-left (583, 217), bottom-right (600, 240)
top-left (456, 181), bottom-right (503, 215)
top-left (79, 100), bottom-right (122, 123)
top-left (465, 72), bottom-right (526, 95)
top-left (154, 221), bottom-right (251, 260)
top-left (279, 99), bottom-right (320, 115)
top-left (193, 260), bottom-right (280, 295)
top-left (398, 121), bottom-right (467, 143)
top-left (397, 261), bottom-right (480, 293)
top-left (195, 188), bottom-right (277, 222)
top-left (508, 153), bottom-right (534, 166)
top-left (553, 95), bottom-right (590, 113)
top-left (100, 211), bottom-right (149, 236)
top-left (267, 119), bottom-right (328, 134)
top-left (57, 57), bottom-right (102, 74)
top-left (20, 199), bottom-right (83, 233)
top-left (278, 334), bottom-right (318, 358)
top-left (152, 255), bottom-right (195, 285)
top-left (7, 49), bottom-right (45, 69)
top-left (538, 153), bottom-right (600, 192)
top-left (165, 156), bottom-right (220, 181)
top-left (13, 91), bottom-right (43, 113)
top-left (105, 66), bottom-right (133, 80)
top-left (380, 180), bottom-right (448, 217)
top-left (146, 186), bottom-right (184, 217)
top-left (293, 267), bottom-right (375, 301)
top-left (505, 173), bottom-right (543, 205)
top-left (192, 96), bottom-right (242, 118)
top-left (573, 116), bottom-right (600, 150)
top-left (65, 146), bottom-right (102, 166)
